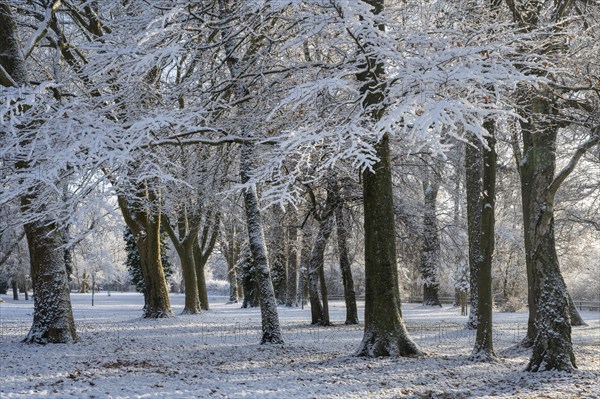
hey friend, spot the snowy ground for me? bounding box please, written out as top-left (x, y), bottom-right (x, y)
top-left (1, 293), bottom-right (598, 398)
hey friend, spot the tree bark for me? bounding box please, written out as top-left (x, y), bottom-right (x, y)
top-left (420, 175), bottom-right (442, 307)
top-left (136, 213), bottom-right (173, 318)
top-left (298, 221), bottom-right (313, 306)
top-left (240, 144), bottom-right (284, 344)
top-left (354, 0), bottom-right (421, 357)
top-left (513, 116), bottom-right (537, 346)
top-left (116, 185), bottom-right (172, 319)
top-left (471, 120), bottom-right (497, 361)
top-left (465, 138), bottom-right (483, 330)
top-left (269, 207), bottom-right (287, 304)
top-left (162, 211), bottom-right (202, 315)
top-left (334, 197), bottom-right (359, 324)
top-left (306, 181), bottom-right (337, 325)
top-left (193, 209), bottom-right (220, 311)
top-left (22, 216), bottom-right (78, 343)
top-left (179, 244), bottom-right (201, 314)
top-left (307, 219), bottom-right (324, 324)
top-left (357, 134), bottom-right (422, 357)
top-left (506, 0), bottom-right (581, 372)
top-left (521, 96), bottom-right (575, 371)
top-left (193, 239), bottom-right (210, 311)
top-left (12, 279), bottom-right (19, 300)
top-left (285, 213), bottom-right (299, 307)
top-left (240, 249), bottom-right (259, 308)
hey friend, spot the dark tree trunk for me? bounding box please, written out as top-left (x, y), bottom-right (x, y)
top-left (357, 134), bottom-right (422, 357)
top-left (1, 3), bottom-right (77, 344)
top-left (299, 222), bottom-right (313, 306)
top-left (420, 176), bottom-right (442, 307)
top-left (285, 214), bottom-right (299, 307)
top-left (335, 200), bottom-right (359, 325)
top-left (465, 138), bottom-right (483, 330)
top-left (21, 278), bottom-right (29, 300)
top-left (471, 120), bottom-right (497, 361)
top-left (514, 115), bottom-right (537, 346)
top-left (308, 184), bottom-right (337, 326)
top-left (269, 206), bottom-right (287, 305)
top-left (354, 0), bottom-right (420, 358)
top-left (193, 240), bottom-right (210, 311)
top-left (521, 102), bottom-right (575, 371)
top-left (193, 210), bottom-right (220, 311)
top-left (505, 0), bottom-right (581, 372)
top-left (22, 218), bottom-right (78, 343)
top-left (240, 250), bottom-right (259, 308)
top-left (307, 239), bottom-right (324, 324)
top-left (12, 280), bottom-right (19, 300)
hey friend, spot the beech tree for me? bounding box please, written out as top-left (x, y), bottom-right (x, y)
top-left (504, 0), bottom-right (599, 371)
top-left (1, 2), bottom-right (77, 343)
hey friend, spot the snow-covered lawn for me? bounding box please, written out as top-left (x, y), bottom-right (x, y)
top-left (1, 293), bottom-right (598, 398)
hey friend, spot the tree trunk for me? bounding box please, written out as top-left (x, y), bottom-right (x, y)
top-left (1, 3), bottom-right (77, 344)
top-left (136, 215), bottom-right (173, 318)
top-left (227, 258), bottom-right (239, 303)
top-left (222, 226), bottom-right (240, 304)
top-left (193, 240), bottom-right (210, 311)
top-left (354, 0), bottom-right (420, 358)
top-left (357, 134), bottom-right (422, 357)
top-left (420, 176), bottom-right (442, 307)
top-left (285, 215), bottom-right (299, 307)
top-left (12, 280), bottom-right (19, 300)
top-left (520, 100), bottom-right (575, 371)
top-left (193, 209), bottom-right (220, 311)
top-left (180, 244), bottom-right (201, 314)
top-left (335, 201), bottom-right (359, 324)
top-left (567, 293), bottom-right (587, 327)
top-left (526, 212), bottom-right (575, 371)
top-left (240, 250), bottom-right (259, 308)
top-left (514, 115), bottom-right (537, 346)
top-left (306, 219), bottom-right (323, 323)
top-left (299, 222), bottom-right (313, 306)
top-left (21, 278), bottom-right (29, 300)
top-left (116, 182), bottom-right (173, 319)
top-left (240, 144), bottom-right (284, 344)
top-left (471, 120), bottom-right (497, 361)
top-left (269, 207), bottom-right (287, 305)
top-left (80, 272), bottom-right (89, 294)
top-left (22, 217), bottom-right (77, 343)
top-left (465, 137), bottom-right (483, 329)
top-left (162, 214), bottom-right (201, 315)
top-left (307, 184), bottom-right (337, 325)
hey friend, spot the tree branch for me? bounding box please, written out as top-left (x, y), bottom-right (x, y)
top-left (0, 231), bottom-right (26, 267)
top-left (0, 64), bottom-right (17, 87)
top-left (23, 0), bottom-right (62, 59)
top-left (547, 127), bottom-right (600, 204)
